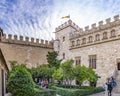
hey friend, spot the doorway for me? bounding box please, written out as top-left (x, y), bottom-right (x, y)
top-left (117, 63), bottom-right (120, 70)
top-left (2, 69), bottom-right (4, 96)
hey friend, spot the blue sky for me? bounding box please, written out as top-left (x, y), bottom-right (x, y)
top-left (0, 0), bottom-right (120, 40)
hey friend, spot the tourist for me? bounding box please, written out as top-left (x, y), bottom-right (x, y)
top-left (106, 78), bottom-right (113, 96)
top-left (110, 76), bottom-right (117, 88)
top-left (43, 79), bottom-right (48, 88)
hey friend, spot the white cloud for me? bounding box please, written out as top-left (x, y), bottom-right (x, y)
top-left (0, 0), bottom-right (120, 40)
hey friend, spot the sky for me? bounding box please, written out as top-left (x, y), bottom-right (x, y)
top-left (0, 0), bottom-right (120, 40)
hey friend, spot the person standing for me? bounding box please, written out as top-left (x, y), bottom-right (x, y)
top-left (106, 78), bottom-right (113, 96)
top-left (110, 76), bottom-right (117, 88)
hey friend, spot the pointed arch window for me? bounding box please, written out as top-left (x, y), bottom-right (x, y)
top-left (103, 32), bottom-right (108, 39)
top-left (95, 34), bottom-right (100, 41)
top-left (88, 36), bottom-right (93, 43)
top-left (111, 30), bottom-right (116, 37)
top-left (76, 39), bottom-right (80, 45)
top-left (82, 38), bottom-right (86, 44)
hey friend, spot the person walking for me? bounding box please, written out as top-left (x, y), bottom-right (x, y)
top-left (106, 78), bottom-right (113, 96)
top-left (110, 76), bottom-right (117, 88)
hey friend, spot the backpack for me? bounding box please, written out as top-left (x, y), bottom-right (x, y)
top-left (111, 80), bottom-right (117, 87)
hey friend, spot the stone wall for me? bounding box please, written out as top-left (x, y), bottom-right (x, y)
top-left (0, 50), bottom-right (8, 96)
top-left (54, 14), bottom-right (120, 86)
top-left (0, 32), bottom-right (53, 69)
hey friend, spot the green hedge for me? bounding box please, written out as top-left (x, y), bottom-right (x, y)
top-left (7, 63), bottom-right (56, 96)
top-left (57, 85), bottom-right (95, 89)
top-left (52, 86), bottom-right (103, 96)
top-left (33, 88), bottom-right (56, 96)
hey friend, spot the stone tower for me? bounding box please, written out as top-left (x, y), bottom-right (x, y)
top-left (54, 19), bottom-right (81, 62)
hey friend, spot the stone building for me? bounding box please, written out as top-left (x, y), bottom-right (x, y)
top-left (0, 29), bottom-right (53, 70)
top-left (0, 28), bottom-right (53, 96)
top-left (54, 15), bottom-right (120, 92)
top-left (0, 48), bottom-right (8, 96)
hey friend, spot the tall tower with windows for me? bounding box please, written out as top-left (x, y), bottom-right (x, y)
top-left (54, 20), bottom-right (81, 62)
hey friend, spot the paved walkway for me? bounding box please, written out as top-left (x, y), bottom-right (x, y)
top-left (89, 92), bottom-right (120, 96)
top-left (57, 92), bottom-right (120, 96)
top-left (89, 92), bottom-right (103, 96)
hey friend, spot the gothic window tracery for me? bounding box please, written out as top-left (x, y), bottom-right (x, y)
top-left (103, 32), bottom-right (108, 39)
top-left (88, 36), bottom-right (93, 43)
top-left (76, 39), bottom-right (80, 45)
top-left (111, 30), bottom-right (116, 37)
top-left (95, 34), bottom-right (100, 41)
top-left (82, 38), bottom-right (86, 44)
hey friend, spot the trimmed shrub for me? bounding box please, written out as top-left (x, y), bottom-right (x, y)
top-left (7, 65), bottom-right (34, 96)
top-left (33, 88), bottom-right (56, 96)
top-left (57, 85), bottom-right (95, 89)
top-left (7, 62), bottom-right (56, 96)
top-left (52, 86), bottom-right (103, 96)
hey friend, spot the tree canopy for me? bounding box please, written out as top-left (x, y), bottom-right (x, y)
top-left (46, 51), bottom-right (62, 69)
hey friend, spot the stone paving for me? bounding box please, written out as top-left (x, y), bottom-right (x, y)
top-left (89, 92), bottom-right (105, 96)
top-left (89, 92), bottom-right (120, 96)
top-left (57, 92), bottom-right (120, 96)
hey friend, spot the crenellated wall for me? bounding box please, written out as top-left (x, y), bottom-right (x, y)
top-left (55, 19), bottom-right (81, 32)
top-left (69, 15), bottom-right (120, 39)
top-left (1, 33), bottom-right (53, 48)
top-left (0, 31), bottom-right (53, 70)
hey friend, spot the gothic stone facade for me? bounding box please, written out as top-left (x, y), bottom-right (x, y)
top-left (54, 15), bottom-right (120, 86)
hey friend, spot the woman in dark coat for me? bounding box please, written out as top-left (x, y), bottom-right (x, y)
top-left (106, 78), bottom-right (113, 96)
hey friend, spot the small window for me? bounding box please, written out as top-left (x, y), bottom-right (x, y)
top-left (95, 34), bottom-right (100, 41)
top-left (88, 36), bottom-right (93, 43)
top-left (76, 39), bottom-right (80, 45)
top-left (75, 57), bottom-right (81, 65)
top-left (63, 36), bottom-right (65, 42)
top-left (89, 55), bottom-right (97, 69)
top-left (82, 38), bottom-right (86, 44)
top-left (103, 32), bottom-right (108, 39)
top-left (72, 41), bottom-right (75, 46)
top-left (111, 30), bottom-right (116, 37)
top-left (63, 53), bottom-right (65, 59)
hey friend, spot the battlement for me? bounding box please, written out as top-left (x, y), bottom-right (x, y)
top-left (68, 15), bottom-right (120, 39)
top-left (0, 33), bottom-right (53, 49)
top-left (55, 19), bottom-right (81, 32)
